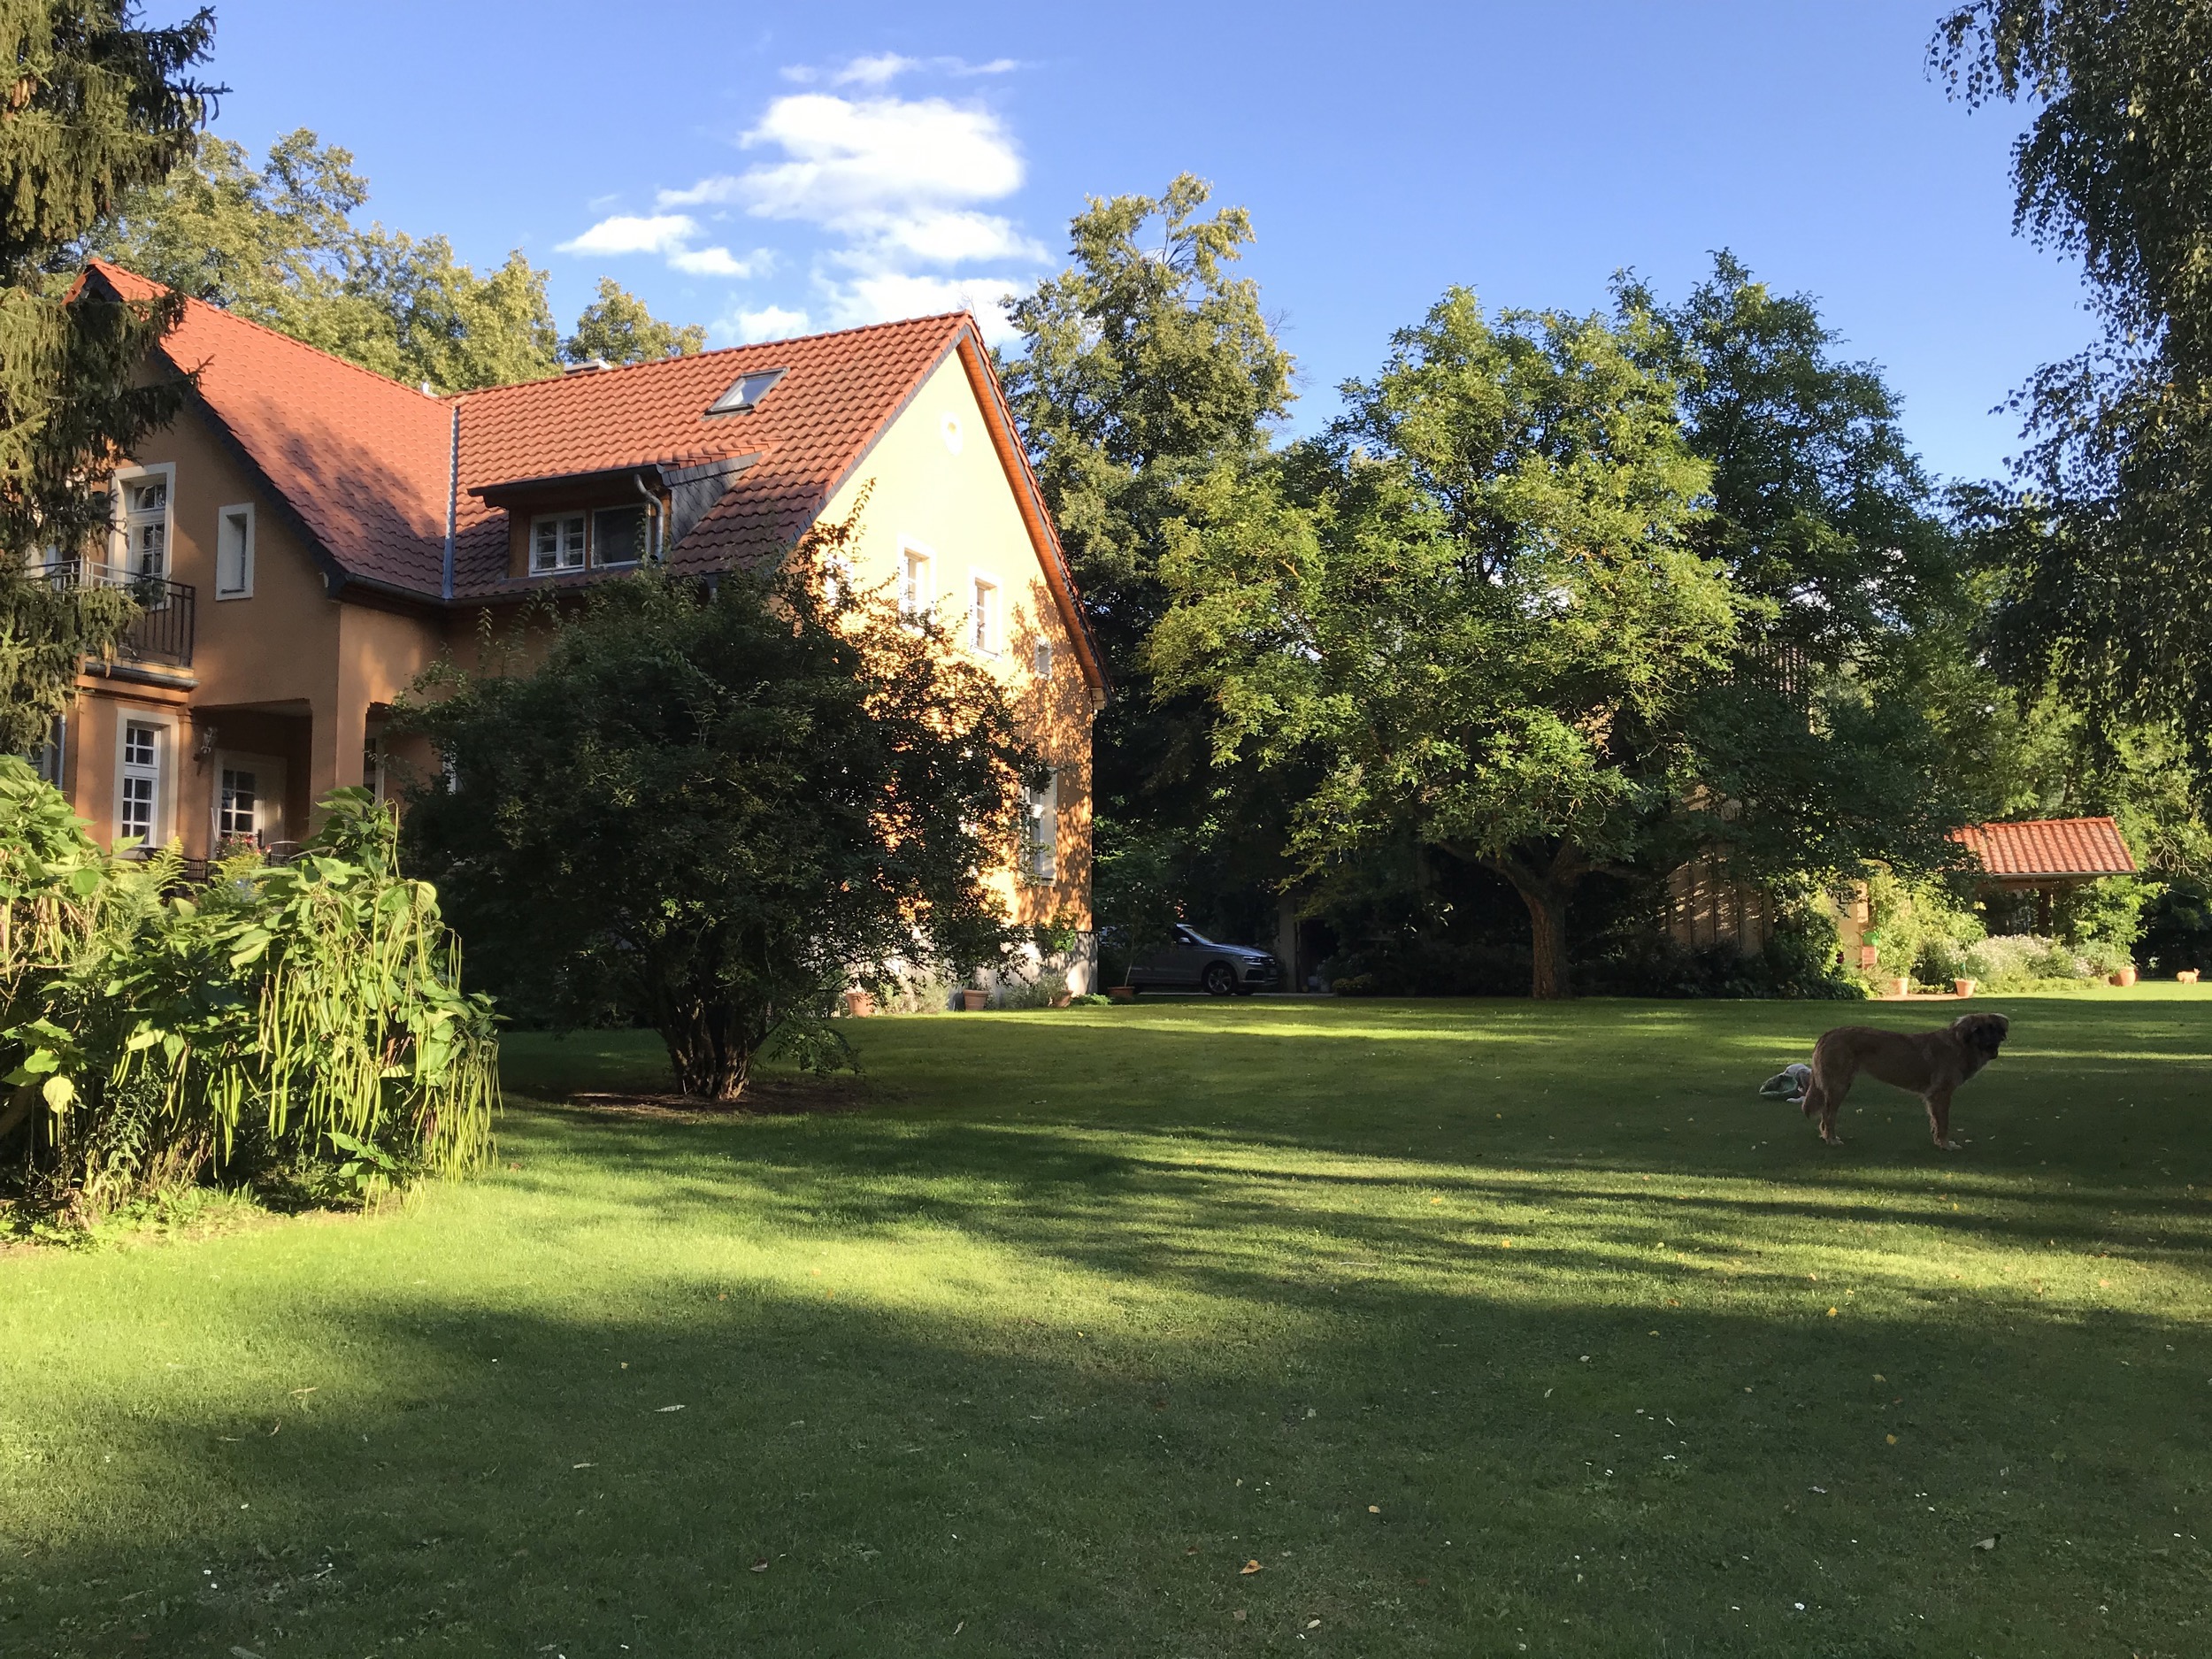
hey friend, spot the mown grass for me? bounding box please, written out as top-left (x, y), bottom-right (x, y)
top-left (4, 990), bottom-right (2210, 1657)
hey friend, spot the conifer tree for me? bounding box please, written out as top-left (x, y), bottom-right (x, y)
top-left (0, 1), bottom-right (214, 750)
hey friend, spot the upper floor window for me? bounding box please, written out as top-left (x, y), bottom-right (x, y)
top-left (216, 503), bottom-right (254, 598)
top-left (901, 545), bottom-right (933, 622)
top-left (593, 504), bottom-right (648, 567)
top-left (531, 512), bottom-right (586, 574)
top-left (118, 468), bottom-right (171, 580)
top-left (970, 574), bottom-right (1000, 655)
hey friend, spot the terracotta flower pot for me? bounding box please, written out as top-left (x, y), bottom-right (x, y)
top-left (1050, 994), bottom-right (1071, 1009)
top-left (1107, 985), bottom-right (1137, 1003)
top-left (841, 989), bottom-right (876, 1018)
top-left (2177, 970), bottom-right (2200, 985)
top-left (2109, 967), bottom-right (2138, 987)
top-left (1954, 978), bottom-right (1976, 998)
top-left (959, 988), bottom-right (989, 1011)
top-left (1885, 976), bottom-right (1910, 998)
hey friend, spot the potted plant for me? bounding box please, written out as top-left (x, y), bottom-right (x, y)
top-left (1954, 977), bottom-right (1976, 998)
top-left (841, 988), bottom-right (876, 1018)
top-left (1107, 984), bottom-right (1137, 1003)
top-left (1886, 975), bottom-right (1911, 998)
top-left (959, 987), bottom-right (989, 1011)
top-left (2109, 965), bottom-right (2139, 987)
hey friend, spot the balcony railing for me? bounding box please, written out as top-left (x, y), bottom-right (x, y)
top-left (43, 558), bottom-right (196, 668)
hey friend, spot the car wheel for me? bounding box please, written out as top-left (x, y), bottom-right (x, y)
top-left (1202, 962), bottom-right (1237, 997)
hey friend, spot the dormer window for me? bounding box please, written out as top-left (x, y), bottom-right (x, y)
top-left (706, 367), bottom-right (787, 415)
top-left (531, 512), bottom-right (587, 574)
top-left (593, 504), bottom-right (648, 566)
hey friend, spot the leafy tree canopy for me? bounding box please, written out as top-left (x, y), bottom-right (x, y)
top-left (563, 276), bottom-right (706, 365)
top-left (88, 129), bottom-right (703, 392)
top-left (1153, 288), bottom-right (1970, 997)
top-left (396, 519), bottom-right (1031, 1099)
top-left (1932, 2), bottom-right (2212, 738)
top-left (0, 1), bottom-right (215, 752)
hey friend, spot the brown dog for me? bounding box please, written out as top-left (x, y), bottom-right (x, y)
top-left (1800, 1013), bottom-right (2009, 1149)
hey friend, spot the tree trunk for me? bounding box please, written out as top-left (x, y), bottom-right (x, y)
top-left (657, 1001), bottom-right (754, 1100)
top-left (1479, 849), bottom-right (1582, 1001)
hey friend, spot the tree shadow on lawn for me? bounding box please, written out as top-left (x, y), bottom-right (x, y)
top-left (11, 1235), bottom-right (2210, 1659)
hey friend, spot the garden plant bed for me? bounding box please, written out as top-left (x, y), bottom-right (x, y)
top-left (4, 996), bottom-right (2208, 1656)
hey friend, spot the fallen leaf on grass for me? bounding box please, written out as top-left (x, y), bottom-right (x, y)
top-left (1414, 1575), bottom-right (1431, 1586)
top-left (1826, 1307), bottom-right (1839, 1317)
top-left (1368, 1505), bottom-right (1381, 1514)
top-left (1240, 1560), bottom-right (1263, 1575)
top-left (750, 1559), bottom-right (769, 1572)
top-left (1973, 1537), bottom-right (1998, 1551)
top-left (1233, 1610), bottom-right (1248, 1623)
top-left (1187, 1546), bottom-right (1200, 1555)
top-left (1886, 1434), bottom-right (1897, 1445)
top-left (1307, 1619), bottom-right (1322, 1629)
top-left (657, 1405), bottom-right (685, 1413)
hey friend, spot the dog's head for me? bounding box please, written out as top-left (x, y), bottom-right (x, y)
top-left (1952, 1012), bottom-right (2009, 1058)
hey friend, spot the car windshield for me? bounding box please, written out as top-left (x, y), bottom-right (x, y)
top-left (1177, 926), bottom-right (1216, 946)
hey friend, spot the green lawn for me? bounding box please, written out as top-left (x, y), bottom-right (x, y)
top-left (4, 992), bottom-right (2210, 1657)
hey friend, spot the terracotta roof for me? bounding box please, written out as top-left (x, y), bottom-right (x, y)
top-left (89, 261), bottom-right (455, 595)
top-left (445, 311), bottom-right (972, 597)
top-left (79, 262), bottom-right (1106, 689)
top-left (1951, 817), bottom-right (2138, 879)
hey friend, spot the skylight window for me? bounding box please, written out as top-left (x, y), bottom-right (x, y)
top-left (707, 368), bottom-right (787, 415)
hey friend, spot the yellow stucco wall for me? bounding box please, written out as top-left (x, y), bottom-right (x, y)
top-left (811, 350), bottom-right (1096, 928)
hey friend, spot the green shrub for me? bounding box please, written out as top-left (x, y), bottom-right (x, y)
top-left (0, 767), bottom-right (497, 1224)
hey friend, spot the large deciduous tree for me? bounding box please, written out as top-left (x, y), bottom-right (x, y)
top-left (396, 522), bottom-right (1029, 1100)
top-left (0, 0), bottom-right (213, 752)
top-left (88, 127), bottom-right (697, 392)
top-left (1000, 174), bottom-right (1300, 953)
top-left (1932, 2), bottom-right (2212, 739)
top-left (1152, 292), bottom-right (1733, 998)
top-left (563, 277), bottom-right (706, 365)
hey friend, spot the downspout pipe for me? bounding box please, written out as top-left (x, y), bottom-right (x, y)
top-left (633, 468), bottom-right (664, 562)
top-left (441, 402), bottom-right (459, 601)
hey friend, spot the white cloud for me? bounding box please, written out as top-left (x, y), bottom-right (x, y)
top-left (662, 94), bottom-right (1023, 230)
top-left (576, 73), bottom-right (1041, 343)
top-left (558, 213), bottom-right (696, 257)
top-left (726, 304), bottom-right (811, 343)
top-left (559, 212), bottom-right (770, 282)
top-left (669, 246), bottom-right (758, 278)
top-left (829, 273), bottom-right (1025, 343)
top-left (832, 51), bottom-right (914, 87)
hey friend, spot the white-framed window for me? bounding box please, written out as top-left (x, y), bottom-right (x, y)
top-left (969, 572), bottom-right (1000, 655)
top-left (592, 503), bottom-right (649, 567)
top-left (217, 766), bottom-right (258, 841)
top-left (364, 733), bottom-right (386, 803)
top-left (900, 543), bottom-right (934, 623)
top-left (117, 716), bottom-right (165, 849)
top-left (215, 503), bottom-right (254, 598)
top-left (1033, 640), bottom-right (1054, 679)
top-left (115, 464), bottom-right (173, 580)
top-left (530, 512), bottom-right (587, 574)
top-left (820, 554), bottom-right (854, 608)
top-left (1023, 772), bottom-right (1058, 883)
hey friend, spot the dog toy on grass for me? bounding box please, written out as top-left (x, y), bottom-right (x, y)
top-left (1758, 1063), bottom-right (1812, 1103)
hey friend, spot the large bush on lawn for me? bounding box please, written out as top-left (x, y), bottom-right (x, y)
top-left (0, 768), bottom-right (497, 1219)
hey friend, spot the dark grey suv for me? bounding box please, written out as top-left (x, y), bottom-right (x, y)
top-left (1126, 925), bottom-right (1282, 996)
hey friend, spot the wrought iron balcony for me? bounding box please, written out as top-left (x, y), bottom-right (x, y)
top-left (42, 557), bottom-right (196, 668)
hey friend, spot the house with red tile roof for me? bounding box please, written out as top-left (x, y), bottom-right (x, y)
top-left (51, 262), bottom-right (1104, 946)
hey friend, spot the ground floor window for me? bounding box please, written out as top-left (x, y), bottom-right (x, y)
top-left (218, 767), bottom-right (258, 842)
top-left (1024, 772), bottom-right (1057, 882)
top-left (120, 719), bottom-right (161, 847)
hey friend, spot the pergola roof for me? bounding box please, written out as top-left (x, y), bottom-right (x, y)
top-left (1951, 817), bottom-right (2138, 881)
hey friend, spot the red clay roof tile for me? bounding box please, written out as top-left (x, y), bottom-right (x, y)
top-left (1950, 817), bottom-right (2138, 879)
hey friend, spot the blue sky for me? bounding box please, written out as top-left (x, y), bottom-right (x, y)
top-left (190, 0), bottom-right (2090, 486)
